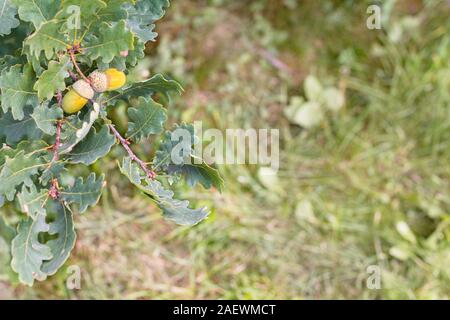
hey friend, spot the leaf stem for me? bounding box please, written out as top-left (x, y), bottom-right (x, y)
top-left (68, 48), bottom-right (91, 84)
top-left (108, 124), bottom-right (156, 179)
top-left (52, 91), bottom-right (63, 162)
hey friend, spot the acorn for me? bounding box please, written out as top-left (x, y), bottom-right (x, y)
top-left (89, 70), bottom-right (108, 93)
top-left (89, 68), bottom-right (126, 92)
top-left (62, 80), bottom-right (94, 114)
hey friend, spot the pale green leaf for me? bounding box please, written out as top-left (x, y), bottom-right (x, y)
top-left (17, 184), bottom-right (47, 218)
top-left (84, 20), bottom-right (134, 64)
top-left (60, 173), bottom-right (105, 213)
top-left (155, 124), bottom-right (223, 191)
top-left (0, 64), bottom-right (39, 120)
top-left (125, 0), bottom-right (170, 42)
top-left (25, 19), bottom-right (68, 59)
top-left (126, 97), bottom-right (167, 142)
top-left (0, 107), bottom-right (42, 146)
top-left (0, 0), bottom-right (19, 35)
top-left (33, 56), bottom-right (71, 101)
top-left (65, 126), bottom-right (115, 165)
top-left (41, 201), bottom-right (76, 275)
top-left (0, 150), bottom-right (46, 201)
top-left (11, 214), bottom-right (52, 286)
top-left (11, 0), bottom-right (60, 28)
top-left (119, 158), bottom-right (209, 226)
top-left (108, 73), bottom-right (183, 102)
top-left (31, 103), bottom-right (63, 135)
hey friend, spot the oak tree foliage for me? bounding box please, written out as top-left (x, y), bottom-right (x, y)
top-left (0, 0), bottom-right (223, 286)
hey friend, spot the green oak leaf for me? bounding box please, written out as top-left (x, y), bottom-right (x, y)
top-left (107, 73), bottom-right (183, 103)
top-left (0, 150), bottom-right (46, 201)
top-left (154, 123), bottom-right (196, 170)
top-left (17, 184), bottom-right (48, 218)
top-left (125, 0), bottom-right (170, 42)
top-left (11, 0), bottom-right (60, 28)
top-left (57, 0), bottom-right (106, 29)
top-left (60, 173), bottom-right (105, 213)
top-left (25, 19), bottom-right (68, 60)
top-left (0, 64), bottom-right (39, 120)
top-left (0, 107), bottom-right (42, 146)
top-left (31, 103), bottom-right (63, 135)
top-left (155, 124), bottom-right (224, 191)
top-left (170, 159), bottom-right (224, 192)
top-left (0, 140), bottom-right (48, 168)
top-left (97, 0), bottom-right (128, 22)
top-left (126, 97), bottom-right (167, 142)
top-left (83, 20), bottom-right (134, 64)
top-left (41, 201), bottom-right (76, 275)
top-left (119, 157), bottom-right (209, 225)
top-left (11, 213), bottom-right (52, 286)
top-left (98, 37), bottom-right (145, 70)
top-left (65, 126), bottom-right (115, 165)
top-left (0, 0), bottom-right (19, 36)
top-left (33, 56), bottom-right (71, 101)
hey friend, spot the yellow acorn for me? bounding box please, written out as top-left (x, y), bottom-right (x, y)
top-left (104, 68), bottom-right (126, 91)
top-left (89, 68), bottom-right (126, 92)
top-left (62, 80), bottom-right (94, 114)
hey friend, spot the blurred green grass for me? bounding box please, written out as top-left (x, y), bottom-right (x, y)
top-left (2, 0), bottom-right (449, 299)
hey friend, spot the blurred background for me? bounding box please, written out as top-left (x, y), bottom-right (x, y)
top-left (1, 0), bottom-right (449, 299)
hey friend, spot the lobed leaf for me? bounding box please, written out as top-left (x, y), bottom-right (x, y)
top-left (41, 201), bottom-right (76, 276)
top-left (25, 19), bottom-right (68, 60)
top-left (60, 173), bottom-right (105, 213)
top-left (119, 158), bottom-right (209, 226)
top-left (33, 56), bottom-right (71, 101)
top-left (155, 124), bottom-right (224, 191)
top-left (0, 107), bottom-right (42, 146)
top-left (0, 150), bottom-right (46, 201)
top-left (107, 73), bottom-right (183, 102)
top-left (65, 126), bottom-right (115, 165)
top-left (125, 0), bottom-right (170, 43)
top-left (126, 97), bottom-right (167, 142)
top-left (11, 0), bottom-right (60, 29)
top-left (17, 184), bottom-right (48, 219)
top-left (11, 213), bottom-right (52, 286)
top-left (0, 0), bottom-right (19, 36)
top-left (31, 103), bottom-right (63, 135)
top-left (83, 20), bottom-right (134, 64)
top-left (0, 64), bottom-right (39, 120)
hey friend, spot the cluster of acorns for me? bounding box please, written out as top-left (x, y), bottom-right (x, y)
top-left (62, 68), bottom-right (126, 114)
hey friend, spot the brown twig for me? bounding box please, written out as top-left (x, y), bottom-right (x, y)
top-left (48, 179), bottom-right (59, 200)
top-left (68, 47), bottom-right (91, 84)
top-left (52, 91), bottom-right (63, 162)
top-left (68, 69), bottom-right (78, 82)
top-left (108, 124), bottom-right (156, 179)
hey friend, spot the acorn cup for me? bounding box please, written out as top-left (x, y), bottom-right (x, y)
top-left (62, 79), bottom-right (94, 114)
top-left (89, 68), bottom-right (126, 93)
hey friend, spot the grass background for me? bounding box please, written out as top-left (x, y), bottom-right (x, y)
top-left (1, 0), bottom-right (449, 299)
